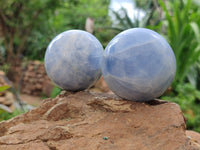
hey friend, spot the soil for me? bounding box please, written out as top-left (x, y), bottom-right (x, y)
top-left (20, 94), bottom-right (43, 107)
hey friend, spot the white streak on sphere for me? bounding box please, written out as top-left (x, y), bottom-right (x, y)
top-left (101, 28), bottom-right (176, 101)
top-left (45, 30), bottom-right (103, 91)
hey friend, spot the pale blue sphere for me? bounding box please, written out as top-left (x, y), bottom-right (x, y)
top-left (101, 28), bottom-right (176, 101)
top-left (45, 30), bottom-right (103, 91)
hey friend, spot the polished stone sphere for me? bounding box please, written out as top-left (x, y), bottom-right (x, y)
top-left (45, 30), bottom-right (103, 91)
top-left (101, 28), bottom-right (176, 101)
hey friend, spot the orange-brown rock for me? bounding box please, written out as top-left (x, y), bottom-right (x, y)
top-left (187, 130), bottom-right (200, 146)
top-left (0, 91), bottom-right (199, 150)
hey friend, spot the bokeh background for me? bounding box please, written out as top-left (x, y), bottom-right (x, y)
top-left (0, 0), bottom-right (200, 132)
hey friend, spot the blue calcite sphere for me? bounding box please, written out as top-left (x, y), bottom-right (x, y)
top-left (45, 30), bottom-right (103, 91)
top-left (101, 28), bottom-right (176, 101)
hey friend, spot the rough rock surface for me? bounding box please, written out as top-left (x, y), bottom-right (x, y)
top-left (0, 91), bottom-right (200, 150)
top-left (187, 130), bottom-right (200, 146)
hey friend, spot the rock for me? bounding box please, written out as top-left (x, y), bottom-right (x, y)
top-left (186, 130), bottom-right (200, 145)
top-left (42, 79), bottom-right (54, 97)
top-left (0, 70), bottom-right (12, 86)
top-left (9, 104), bottom-right (15, 111)
top-left (21, 60), bottom-right (53, 96)
top-left (0, 91), bottom-right (199, 150)
top-left (34, 60), bottom-right (41, 65)
top-left (0, 97), bottom-right (6, 103)
top-left (36, 74), bottom-right (43, 78)
top-left (91, 76), bottom-right (113, 94)
top-left (0, 91), bottom-right (15, 112)
top-left (4, 92), bottom-right (14, 105)
top-left (2, 98), bottom-right (13, 106)
top-left (27, 65), bottom-right (34, 71)
top-left (0, 70), bottom-right (5, 76)
top-left (0, 71), bottom-right (15, 111)
top-left (35, 83), bottom-right (42, 90)
top-left (0, 140), bottom-right (50, 150)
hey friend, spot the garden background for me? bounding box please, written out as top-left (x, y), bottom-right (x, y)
top-left (0, 0), bottom-right (200, 132)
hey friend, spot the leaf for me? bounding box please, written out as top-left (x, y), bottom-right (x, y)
top-left (0, 104), bottom-right (12, 113)
top-left (190, 22), bottom-right (200, 42)
top-left (50, 86), bottom-right (61, 98)
top-left (0, 85), bottom-right (11, 92)
top-left (122, 7), bottom-right (134, 28)
top-left (187, 65), bottom-right (198, 87)
top-left (158, 0), bottom-right (200, 85)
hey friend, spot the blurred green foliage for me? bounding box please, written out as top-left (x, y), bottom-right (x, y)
top-left (0, 0), bottom-right (63, 62)
top-left (158, 0), bottom-right (200, 87)
top-left (0, 109), bottom-right (23, 121)
top-left (0, 63), bottom-right (10, 74)
top-left (0, 0), bottom-right (112, 61)
top-left (162, 83), bottom-right (200, 132)
top-left (0, 85), bottom-right (10, 92)
top-left (110, 0), bottom-right (160, 31)
top-left (52, 0), bottom-right (110, 31)
top-left (50, 86), bottom-right (62, 98)
top-left (0, 85), bottom-right (23, 121)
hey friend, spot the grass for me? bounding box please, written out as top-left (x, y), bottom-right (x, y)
top-left (0, 109), bottom-right (24, 121)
